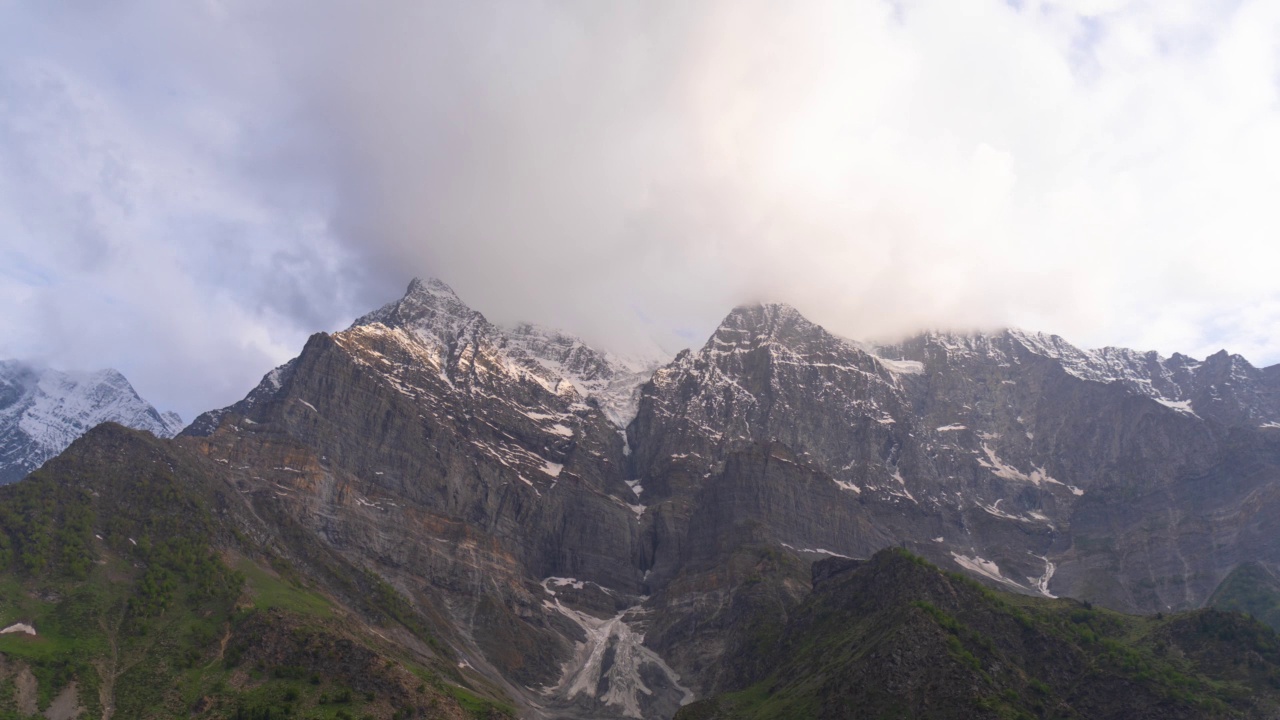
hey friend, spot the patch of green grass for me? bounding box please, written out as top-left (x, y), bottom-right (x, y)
top-left (236, 557), bottom-right (333, 617)
top-left (445, 682), bottom-right (516, 717)
top-left (1209, 562), bottom-right (1280, 633)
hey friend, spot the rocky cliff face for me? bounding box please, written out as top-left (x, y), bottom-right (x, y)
top-left (182, 278), bottom-right (690, 719)
top-left (631, 312), bottom-right (1280, 618)
top-left (0, 360), bottom-right (182, 484)
top-left (11, 279), bottom-right (1279, 719)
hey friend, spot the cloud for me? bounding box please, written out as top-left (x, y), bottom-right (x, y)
top-left (2, 0), bottom-right (1279, 418)
top-left (0, 2), bottom-right (364, 418)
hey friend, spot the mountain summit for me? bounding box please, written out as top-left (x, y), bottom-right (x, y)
top-left (351, 277), bottom-right (485, 348)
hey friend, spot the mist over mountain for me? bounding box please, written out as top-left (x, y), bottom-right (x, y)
top-left (5, 2), bottom-right (1280, 425)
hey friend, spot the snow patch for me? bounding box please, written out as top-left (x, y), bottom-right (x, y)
top-left (980, 500), bottom-right (1031, 523)
top-left (781, 543), bottom-right (852, 559)
top-left (977, 444), bottom-right (1065, 488)
top-left (1155, 398), bottom-right (1199, 417)
top-left (546, 577), bottom-right (586, 591)
top-left (542, 585), bottom-right (693, 717)
top-left (0, 623), bottom-right (35, 635)
top-left (1028, 557), bottom-right (1057, 598)
top-left (951, 553), bottom-right (1025, 590)
top-left (936, 424), bottom-right (966, 432)
top-left (889, 469), bottom-right (915, 502)
top-left (876, 357), bottom-right (924, 375)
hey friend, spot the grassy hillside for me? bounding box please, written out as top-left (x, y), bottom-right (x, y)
top-left (678, 549), bottom-right (1280, 720)
top-left (1208, 562), bottom-right (1280, 634)
top-left (0, 424), bottom-right (512, 719)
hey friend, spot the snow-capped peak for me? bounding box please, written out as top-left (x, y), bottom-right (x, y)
top-left (343, 279), bottom-right (663, 428)
top-left (715, 302), bottom-right (810, 337)
top-left (351, 277), bottom-right (483, 342)
top-left (0, 360), bottom-right (182, 484)
top-left (700, 302), bottom-right (885, 372)
top-left (405, 276), bottom-right (462, 302)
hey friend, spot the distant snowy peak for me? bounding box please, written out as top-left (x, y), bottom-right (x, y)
top-left (0, 360), bottom-right (181, 484)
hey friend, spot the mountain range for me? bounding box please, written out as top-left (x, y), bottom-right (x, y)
top-left (2, 276), bottom-right (1279, 719)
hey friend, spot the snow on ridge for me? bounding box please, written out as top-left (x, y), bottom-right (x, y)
top-left (264, 365), bottom-right (288, 392)
top-left (872, 327), bottom-right (1267, 420)
top-left (1001, 329), bottom-right (1269, 417)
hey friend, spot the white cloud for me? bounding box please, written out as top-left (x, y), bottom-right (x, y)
top-left (1, 0), bottom-right (1279, 418)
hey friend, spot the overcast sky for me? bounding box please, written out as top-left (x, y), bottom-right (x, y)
top-left (2, 0), bottom-right (1279, 420)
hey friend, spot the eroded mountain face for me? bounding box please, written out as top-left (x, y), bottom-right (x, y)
top-left (0, 360), bottom-right (182, 484)
top-left (181, 278), bottom-right (688, 718)
top-left (132, 278), bottom-right (1280, 718)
